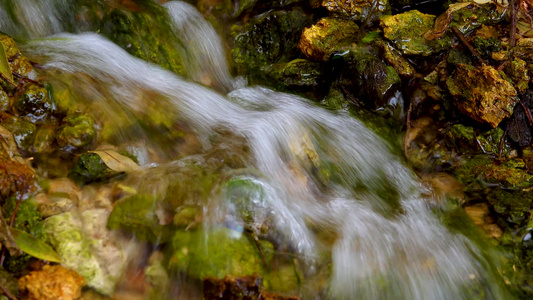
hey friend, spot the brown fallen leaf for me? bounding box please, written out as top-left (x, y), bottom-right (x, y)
top-left (424, 2), bottom-right (476, 40)
top-left (89, 150), bottom-right (140, 173)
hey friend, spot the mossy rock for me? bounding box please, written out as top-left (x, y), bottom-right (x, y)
top-left (100, 5), bottom-right (185, 75)
top-left (444, 124), bottom-right (510, 157)
top-left (265, 58), bottom-right (324, 93)
top-left (231, 8), bottom-right (312, 73)
top-left (107, 194), bottom-right (170, 243)
top-left (298, 17), bottom-right (359, 61)
top-left (68, 153), bottom-right (115, 184)
top-left (169, 227), bottom-right (273, 279)
top-left (450, 3), bottom-right (505, 36)
top-left (487, 189), bottom-right (533, 228)
top-left (446, 64), bottom-right (518, 128)
top-left (56, 113), bottom-right (96, 152)
top-left (0, 114), bottom-right (36, 152)
top-left (13, 84), bottom-right (52, 124)
top-left (380, 10), bottom-right (452, 56)
top-left (322, 0), bottom-right (389, 21)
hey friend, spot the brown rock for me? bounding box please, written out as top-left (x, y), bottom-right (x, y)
top-left (18, 265), bottom-right (86, 300)
top-left (446, 64), bottom-right (518, 128)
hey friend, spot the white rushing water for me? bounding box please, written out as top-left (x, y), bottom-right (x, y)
top-left (2, 1), bottom-right (510, 299)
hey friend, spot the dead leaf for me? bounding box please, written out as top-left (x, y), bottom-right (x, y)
top-left (424, 2), bottom-right (476, 40)
top-left (0, 211), bottom-right (20, 256)
top-left (89, 150), bottom-right (140, 172)
top-left (0, 42), bottom-right (15, 87)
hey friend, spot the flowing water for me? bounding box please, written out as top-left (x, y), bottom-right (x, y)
top-left (0, 1), bottom-right (512, 299)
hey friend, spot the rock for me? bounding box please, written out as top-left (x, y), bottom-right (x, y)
top-left (376, 41), bottom-right (415, 78)
top-left (444, 124), bottom-right (510, 157)
top-left (380, 10), bottom-right (452, 56)
top-left (487, 189), bottom-right (533, 227)
top-left (13, 84), bottom-right (52, 124)
top-left (0, 159), bottom-right (35, 200)
top-left (464, 203), bottom-right (502, 239)
top-left (231, 8), bottom-right (312, 73)
top-left (322, 0), bottom-right (389, 21)
top-left (298, 17), bottom-right (359, 61)
top-left (56, 114), bottom-right (97, 152)
top-left (44, 209), bottom-right (130, 295)
top-left (169, 227), bottom-right (273, 279)
top-left (68, 153), bottom-right (115, 184)
top-left (265, 59), bottom-right (324, 93)
top-left (449, 3), bottom-right (505, 35)
top-left (339, 51), bottom-right (401, 109)
top-left (0, 89), bottom-right (9, 112)
top-left (0, 35), bottom-right (33, 90)
top-left (503, 57), bottom-right (529, 95)
top-left (107, 194), bottom-right (170, 243)
top-left (18, 265), bottom-right (85, 300)
top-left (203, 274), bottom-right (301, 300)
top-left (30, 126), bottom-right (56, 154)
top-left (446, 64), bottom-right (518, 128)
top-left (100, 5), bottom-right (185, 75)
top-left (0, 267), bottom-right (18, 299)
top-left (0, 113), bottom-right (36, 152)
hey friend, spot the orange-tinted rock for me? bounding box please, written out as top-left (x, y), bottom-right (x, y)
top-left (18, 265), bottom-right (86, 300)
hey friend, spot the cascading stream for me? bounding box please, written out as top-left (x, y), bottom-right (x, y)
top-left (1, 1), bottom-right (511, 299)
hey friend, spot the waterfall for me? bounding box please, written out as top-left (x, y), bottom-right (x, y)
top-left (1, 1), bottom-right (510, 299)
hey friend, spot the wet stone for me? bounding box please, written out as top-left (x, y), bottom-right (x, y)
top-left (380, 10), bottom-right (452, 56)
top-left (298, 17), bottom-right (359, 61)
top-left (446, 64), bottom-right (518, 128)
top-left (322, 0), bottom-right (389, 21)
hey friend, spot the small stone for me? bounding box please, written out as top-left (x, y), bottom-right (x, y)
top-left (322, 0), bottom-right (389, 21)
top-left (298, 17), bottom-right (358, 61)
top-left (18, 265), bottom-right (86, 300)
top-left (446, 64), bottom-right (518, 128)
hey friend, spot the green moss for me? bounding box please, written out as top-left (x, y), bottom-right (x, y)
top-left (380, 10), bottom-right (452, 56)
top-left (450, 3), bottom-right (505, 35)
top-left (265, 59), bottom-right (324, 92)
top-left (56, 113), bottom-right (96, 151)
top-left (445, 124), bottom-right (510, 156)
top-left (473, 36), bottom-right (501, 59)
top-left (503, 57), bottom-right (529, 95)
top-left (30, 126), bottom-right (56, 154)
top-left (487, 189), bottom-right (533, 227)
top-left (68, 153), bottom-right (114, 184)
top-left (100, 5), bottom-right (185, 75)
top-left (107, 194), bottom-right (170, 243)
top-left (169, 227), bottom-right (271, 279)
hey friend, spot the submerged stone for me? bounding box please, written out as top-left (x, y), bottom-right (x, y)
top-left (107, 194), bottom-right (170, 243)
top-left (169, 227), bottom-right (273, 279)
top-left (13, 83), bottom-right (52, 124)
top-left (56, 113), bottom-right (96, 151)
top-left (231, 8), bottom-right (312, 72)
top-left (298, 17), bottom-right (359, 61)
top-left (44, 210), bottom-right (129, 295)
top-left (322, 0), bottom-right (389, 21)
top-left (30, 125), bottom-right (56, 154)
top-left (446, 64), bottom-right (517, 128)
top-left (0, 113), bottom-right (36, 152)
top-left (380, 10), bottom-right (452, 56)
top-left (68, 153), bottom-right (114, 184)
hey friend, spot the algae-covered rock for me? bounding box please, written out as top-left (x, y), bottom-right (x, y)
top-left (0, 159), bottom-right (35, 200)
top-left (377, 40), bottom-right (415, 78)
top-left (380, 10), bottom-right (452, 56)
top-left (455, 155), bottom-right (533, 189)
top-left (69, 153), bottom-right (114, 184)
top-left (232, 8), bottom-right (312, 72)
top-left (266, 59), bottom-right (324, 92)
top-left (18, 265), bottom-right (86, 300)
top-left (446, 64), bottom-right (518, 128)
top-left (0, 89), bottom-right (9, 112)
top-left (13, 84), bottom-right (52, 124)
top-left (30, 125), bottom-right (56, 154)
top-left (0, 34), bottom-right (32, 89)
top-left (487, 189), bottom-right (533, 227)
top-left (56, 113), bottom-right (96, 151)
top-left (322, 0), bottom-right (389, 21)
top-left (298, 17), bottom-right (359, 61)
top-left (473, 36), bottom-right (501, 60)
top-left (100, 5), bottom-right (185, 75)
top-left (503, 57), bottom-right (529, 95)
top-left (169, 227), bottom-right (273, 279)
top-left (449, 3), bottom-right (505, 35)
top-left (0, 113), bottom-right (36, 152)
top-left (445, 124), bottom-right (510, 157)
top-left (44, 209), bottom-right (129, 295)
top-left (340, 52), bottom-right (401, 109)
top-left (107, 194), bottom-right (170, 243)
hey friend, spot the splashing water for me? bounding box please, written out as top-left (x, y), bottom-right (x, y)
top-left (2, 1), bottom-right (511, 299)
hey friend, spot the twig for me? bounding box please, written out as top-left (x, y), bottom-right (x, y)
top-left (0, 282), bottom-right (18, 300)
top-left (12, 73), bottom-right (42, 86)
top-left (520, 101), bottom-right (533, 126)
top-left (403, 100), bottom-right (413, 159)
top-left (510, 0), bottom-right (518, 47)
top-left (451, 26), bottom-right (489, 65)
top-left (498, 127), bottom-right (508, 160)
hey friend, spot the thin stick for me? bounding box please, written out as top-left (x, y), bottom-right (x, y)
top-left (510, 0), bottom-right (518, 47)
top-left (498, 127), bottom-right (508, 160)
top-left (451, 26), bottom-right (489, 65)
top-left (520, 101), bottom-right (533, 125)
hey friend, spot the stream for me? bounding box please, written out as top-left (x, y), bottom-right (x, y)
top-left (0, 1), bottom-right (514, 299)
